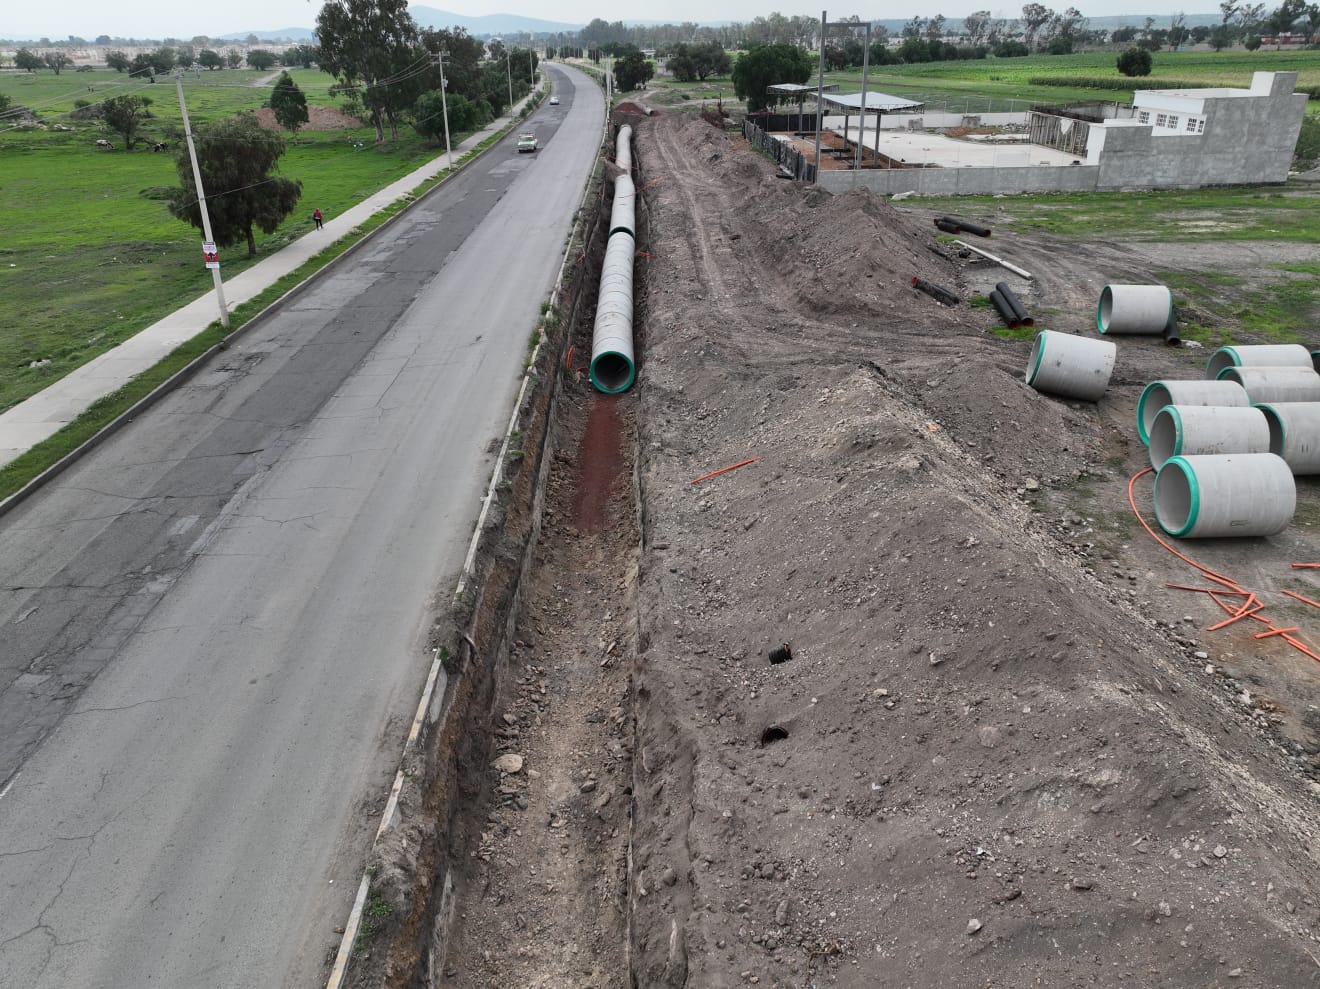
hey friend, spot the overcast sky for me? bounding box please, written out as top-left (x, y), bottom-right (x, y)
top-left (8, 3), bottom-right (1224, 41)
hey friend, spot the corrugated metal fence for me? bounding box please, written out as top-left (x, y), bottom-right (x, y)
top-left (743, 119), bottom-right (816, 182)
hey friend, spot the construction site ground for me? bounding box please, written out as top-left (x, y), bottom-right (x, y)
top-left (435, 108), bottom-right (1320, 988)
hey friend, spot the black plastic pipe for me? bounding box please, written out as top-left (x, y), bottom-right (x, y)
top-left (1163, 312), bottom-right (1181, 347)
top-left (989, 289), bottom-right (1020, 328)
top-left (941, 215), bottom-right (991, 237)
top-left (934, 218), bottom-right (961, 234)
top-left (995, 281), bottom-right (1033, 327)
top-left (912, 276), bottom-right (960, 307)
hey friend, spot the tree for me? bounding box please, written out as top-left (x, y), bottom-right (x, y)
top-left (316, 0), bottom-right (420, 142)
top-left (731, 43), bottom-right (813, 113)
top-left (129, 54), bottom-right (156, 79)
top-left (168, 113), bottom-right (303, 257)
top-left (963, 10), bottom-right (992, 44)
top-left (15, 49), bottom-right (43, 72)
top-left (1268, 0), bottom-right (1307, 43)
top-left (44, 52), bottom-right (71, 74)
top-left (1021, 3), bottom-right (1055, 49)
top-left (198, 49), bottom-right (224, 70)
top-left (614, 49), bottom-right (653, 91)
top-left (106, 50), bottom-right (130, 72)
top-left (282, 44), bottom-right (320, 68)
top-left (176, 46), bottom-right (196, 69)
top-left (247, 49), bottom-right (278, 70)
top-left (102, 95), bottom-right (148, 149)
top-left (269, 71), bottom-right (310, 134)
top-left (1117, 46), bottom-right (1153, 76)
top-left (226, 51), bottom-right (244, 69)
top-left (692, 41), bottom-right (730, 80)
top-left (413, 90), bottom-right (482, 140)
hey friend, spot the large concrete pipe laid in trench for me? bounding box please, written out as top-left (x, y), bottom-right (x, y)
top-left (1147, 405), bottom-right (1270, 470)
top-left (590, 232), bottom-right (636, 393)
top-left (1205, 343), bottom-right (1313, 379)
top-left (1096, 284), bottom-right (1172, 335)
top-left (1216, 365), bottom-right (1320, 404)
top-left (1154, 453), bottom-right (1295, 538)
top-left (1256, 402), bottom-right (1320, 474)
top-left (590, 126), bottom-right (638, 394)
top-left (609, 174), bottom-right (635, 239)
top-left (1135, 379), bottom-right (1250, 445)
top-left (1025, 330), bottom-right (1115, 402)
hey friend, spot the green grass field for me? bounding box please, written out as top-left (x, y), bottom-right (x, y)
top-left (0, 67), bottom-right (463, 413)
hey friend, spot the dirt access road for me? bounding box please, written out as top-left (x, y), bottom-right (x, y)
top-left (435, 108), bottom-right (1320, 988)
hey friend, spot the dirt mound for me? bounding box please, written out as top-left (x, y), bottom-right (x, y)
top-left (252, 105), bottom-right (363, 131)
top-left (626, 109), bottom-right (1320, 988)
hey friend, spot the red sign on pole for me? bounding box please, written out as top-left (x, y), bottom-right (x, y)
top-left (202, 241), bottom-right (219, 269)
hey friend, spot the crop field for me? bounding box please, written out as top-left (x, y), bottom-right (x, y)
top-left (0, 67), bottom-right (456, 413)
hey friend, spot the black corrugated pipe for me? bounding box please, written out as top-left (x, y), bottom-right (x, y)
top-left (995, 281), bottom-right (1033, 327)
top-left (912, 277), bottom-right (959, 307)
top-left (1163, 312), bottom-right (1181, 347)
top-left (989, 289), bottom-right (1020, 328)
top-left (941, 216), bottom-right (992, 237)
top-left (934, 218), bottom-right (961, 234)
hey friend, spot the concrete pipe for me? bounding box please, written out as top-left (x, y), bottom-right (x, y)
top-left (1205, 344), bottom-right (1312, 379)
top-left (1154, 453), bottom-right (1295, 538)
top-left (1256, 402), bottom-right (1320, 475)
top-left (1096, 284), bottom-right (1172, 335)
top-left (1136, 379), bottom-right (1250, 446)
top-left (1147, 404), bottom-right (1270, 470)
top-left (1216, 365), bottom-right (1320, 404)
top-left (590, 232), bottom-right (636, 393)
top-left (1025, 330), bottom-right (1116, 402)
top-left (615, 124), bottom-right (633, 173)
top-left (609, 174), bottom-right (635, 239)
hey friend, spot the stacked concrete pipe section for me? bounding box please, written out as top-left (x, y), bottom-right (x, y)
top-left (1216, 365), bottom-right (1320, 404)
top-left (1154, 453), bottom-right (1295, 538)
top-left (1135, 379), bottom-right (1250, 446)
top-left (1147, 405), bottom-right (1270, 469)
top-left (1025, 330), bottom-right (1115, 402)
top-left (1257, 402), bottom-right (1320, 474)
top-left (1205, 343), bottom-right (1313, 379)
top-left (1096, 284), bottom-right (1172, 335)
top-left (591, 124), bottom-right (637, 394)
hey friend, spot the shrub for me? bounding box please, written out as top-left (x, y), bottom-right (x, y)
top-left (1116, 47), bottom-right (1153, 77)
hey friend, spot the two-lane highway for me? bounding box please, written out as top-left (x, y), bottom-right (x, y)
top-left (0, 63), bottom-right (603, 988)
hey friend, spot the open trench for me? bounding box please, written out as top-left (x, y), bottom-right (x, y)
top-left (431, 125), bottom-right (647, 989)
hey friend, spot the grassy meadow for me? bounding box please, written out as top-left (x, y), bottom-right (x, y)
top-left (0, 66), bottom-right (456, 413)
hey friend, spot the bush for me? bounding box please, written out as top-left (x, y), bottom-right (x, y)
top-left (1295, 114), bottom-right (1320, 171)
top-left (1116, 47), bottom-right (1153, 77)
top-left (993, 41), bottom-right (1031, 57)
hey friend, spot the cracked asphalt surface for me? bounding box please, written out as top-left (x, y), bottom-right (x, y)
top-left (0, 63), bottom-right (601, 989)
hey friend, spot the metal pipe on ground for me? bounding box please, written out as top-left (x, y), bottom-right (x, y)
top-left (989, 289), bottom-right (1019, 328)
top-left (1147, 404), bottom-right (1270, 470)
top-left (934, 219), bottom-right (961, 234)
top-left (1096, 284), bottom-right (1172, 335)
top-left (911, 277), bottom-right (959, 306)
top-left (940, 215), bottom-right (991, 237)
top-left (1025, 329), bottom-right (1116, 402)
top-left (1135, 379), bottom-right (1250, 446)
top-left (994, 281), bottom-right (1033, 327)
top-left (1216, 365), bottom-right (1320, 404)
top-left (1256, 402), bottom-right (1320, 475)
top-left (1205, 343), bottom-right (1313, 379)
top-left (1163, 312), bottom-right (1181, 347)
top-left (1154, 453), bottom-right (1295, 538)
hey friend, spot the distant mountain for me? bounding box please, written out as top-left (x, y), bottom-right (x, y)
top-left (409, 7), bottom-right (582, 35)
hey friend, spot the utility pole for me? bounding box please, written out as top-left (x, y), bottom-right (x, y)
top-left (814, 10), bottom-right (826, 184)
top-left (431, 52), bottom-right (453, 172)
top-left (175, 73), bottom-right (229, 329)
top-left (505, 48), bottom-right (513, 117)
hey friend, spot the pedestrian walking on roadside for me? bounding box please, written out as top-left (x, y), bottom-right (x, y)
top-left (313, 208), bottom-right (324, 230)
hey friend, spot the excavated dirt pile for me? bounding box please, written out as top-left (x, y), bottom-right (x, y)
top-left (626, 111), bottom-right (1320, 988)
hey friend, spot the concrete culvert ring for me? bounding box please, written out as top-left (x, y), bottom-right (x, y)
top-left (760, 725), bottom-right (789, 746)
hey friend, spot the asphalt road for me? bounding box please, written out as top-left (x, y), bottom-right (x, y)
top-left (0, 63), bottom-right (602, 989)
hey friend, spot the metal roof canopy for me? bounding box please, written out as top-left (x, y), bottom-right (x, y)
top-left (820, 91), bottom-right (924, 113)
top-left (767, 82), bottom-right (839, 96)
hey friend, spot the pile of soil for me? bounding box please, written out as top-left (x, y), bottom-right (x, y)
top-left (253, 105), bottom-right (363, 131)
top-left (433, 110), bottom-right (1320, 989)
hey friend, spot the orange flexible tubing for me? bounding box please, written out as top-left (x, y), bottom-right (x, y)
top-left (691, 457), bottom-right (761, 485)
top-left (1283, 589), bottom-right (1320, 610)
top-left (1255, 627), bottom-right (1300, 639)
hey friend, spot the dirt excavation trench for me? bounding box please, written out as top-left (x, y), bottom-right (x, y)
top-left (375, 109), bottom-right (1320, 988)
